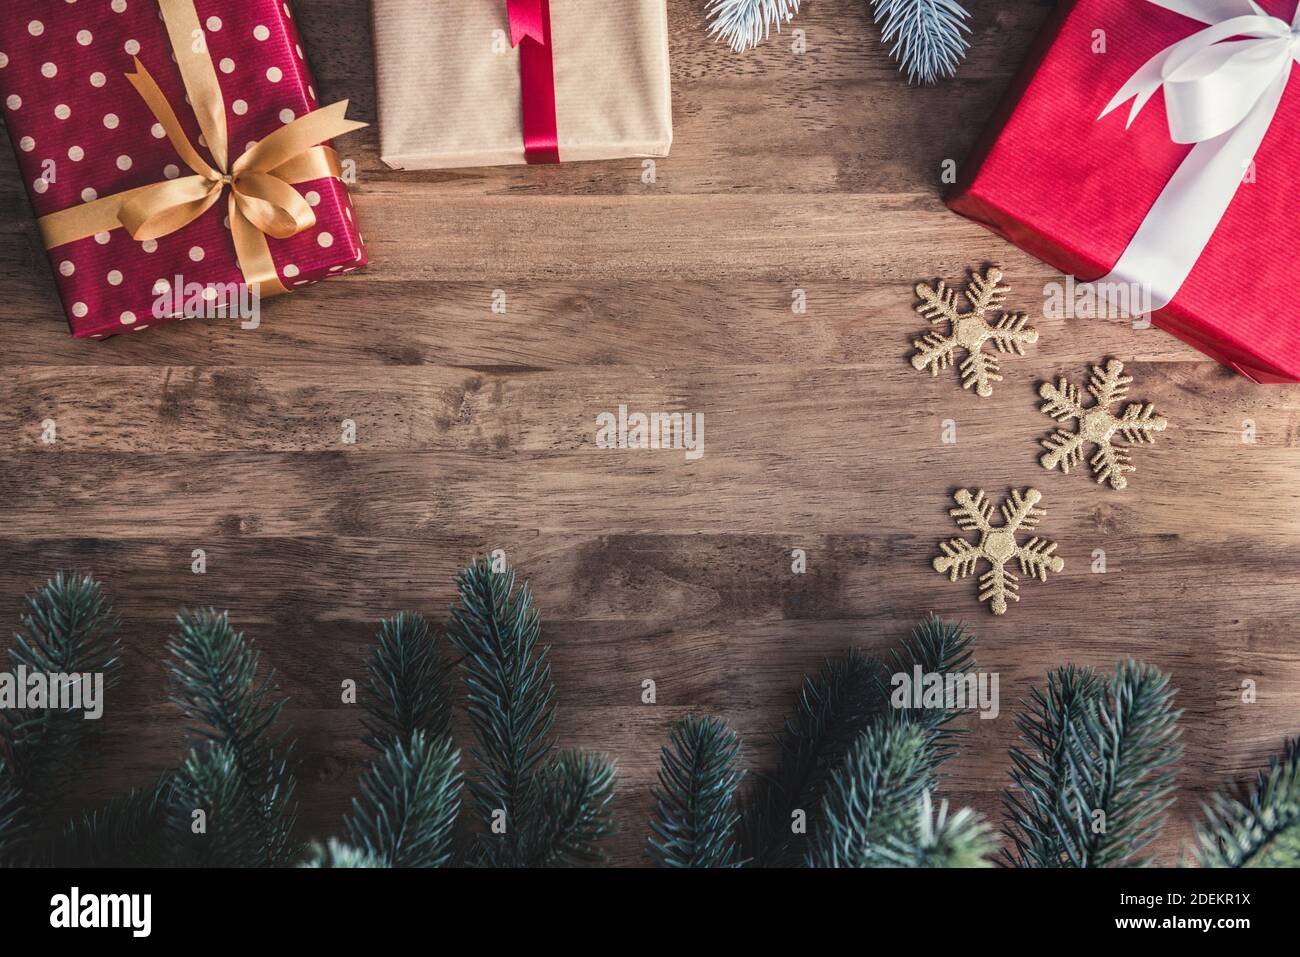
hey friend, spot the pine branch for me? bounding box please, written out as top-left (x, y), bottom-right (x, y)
top-left (446, 558), bottom-right (556, 866)
top-left (1196, 737), bottom-right (1300, 867)
top-left (363, 612), bottom-right (454, 752)
top-left (7, 573), bottom-right (121, 680)
top-left (879, 615), bottom-right (976, 760)
top-left (806, 723), bottom-right (932, 867)
top-left (345, 730), bottom-right (462, 868)
top-left (0, 573), bottom-right (121, 858)
top-left (1003, 665), bottom-right (1103, 867)
top-left (1064, 661), bottom-right (1182, 867)
top-left (648, 715), bottom-right (745, 868)
top-left (50, 777), bottom-right (173, 867)
top-left (299, 838), bottom-right (384, 868)
top-left (742, 616), bottom-right (974, 867)
top-left (524, 750), bottom-right (618, 867)
top-left (879, 791), bottom-right (997, 867)
top-left (707, 0), bottom-right (800, 52)
top-left (741, 648), bottom-right (880, 867)
top-left (167, 742), bottom-right (267, 868)
top-left (1007, 661), bottom-right (1182, 868)
top-left (2, 574), bottom-right (121, 780)
top-left (0, 757), bottom-right (22, 863)
top-left (166, 609), bottom-right (297, 865)
top-left (870, 0), bottom-right (972, 84)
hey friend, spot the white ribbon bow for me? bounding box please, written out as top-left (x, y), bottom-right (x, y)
top-left (1094, 0), bottom-right (1300, 309)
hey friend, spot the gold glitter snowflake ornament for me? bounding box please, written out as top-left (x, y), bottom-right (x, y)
top-left (910, 266), bottom-right (1038, 397)
top-left (933, 487), bottom-right (1064, 616)
top-left (1038, 358), bottom-right (1168, 491)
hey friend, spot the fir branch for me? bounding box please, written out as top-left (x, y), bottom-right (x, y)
top-left (648, 715), bottom-right (745, 868)
top-left (50, 777), bottom-right (173, 867)
top-left (806, 723), bottom-right (932, 867)
top-left (1196, 737), bottom-right (1300, 868)
top-left (879, 615), bottom-right (976, 760)
top-left (300, 838), bottom-right (384, 868)
top-left (0, 757), bottom-right (21, 863)
top-left (870, 0), bottom-right (972, 84)
top-left (363, 612), bottom-right (454, 752)
top-left (1003, 665), bottom-right (1103, 867)
top-left (7, 573), bottom-right (121, 681)
top-left (1062, 661), bottom-right (1182, 867)
top-left (524, 750), bottom-right (618, 867)
top-left (742, 648), bottom-right (880, 867)
top-left (2, 574), bottom-right (121, 783)
top-left (1007, 661), bottom-right (1182, 868)
top-left (166, 610), bottom-right (297, 865)
top-left (0, 573), bottom-right (121, 857)
top-left (446, 558), bottom-right (556, 865)
top-left (167, 742), bottom-right (266, 868)
top-left (345, 730), bottom-right (462, 868)
top-left (743, 616), bottom-right (973, 867)
top-left (707, 0), bottom-right (800, 53)
top-left (880, 791), bottom-right (997, 867)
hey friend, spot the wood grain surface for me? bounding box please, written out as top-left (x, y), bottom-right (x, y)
top-left (2, 0), bottom-right (1298, 867)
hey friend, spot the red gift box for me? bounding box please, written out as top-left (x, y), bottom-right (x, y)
top-left (947, 0), bottom-right (1300, 383)
top-left (0, 0), bottom-right (366, 339)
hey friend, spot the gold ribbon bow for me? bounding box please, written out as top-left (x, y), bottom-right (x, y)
top-left (37, 0), bottom-right (365, 297)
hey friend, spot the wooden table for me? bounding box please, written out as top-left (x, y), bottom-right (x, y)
top-left (1, 0), bottom-right (1296, 867)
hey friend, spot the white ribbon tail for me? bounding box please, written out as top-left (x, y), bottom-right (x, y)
top-left (1099, 48), bottom-right (1172, 125)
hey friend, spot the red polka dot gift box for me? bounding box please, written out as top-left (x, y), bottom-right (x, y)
top-left (0, 0), bottom-right (367, 339)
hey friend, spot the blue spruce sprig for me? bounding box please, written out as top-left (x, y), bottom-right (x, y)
top-left (707, 0), bottom-right (801, 53)
top-left (871, 0), bottom-right (972, 85)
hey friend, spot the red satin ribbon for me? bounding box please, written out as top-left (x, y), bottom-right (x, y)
top-left (507, 0), bottom-right (560, 164)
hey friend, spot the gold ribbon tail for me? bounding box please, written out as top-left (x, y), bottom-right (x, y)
top-left (230, 193), bottom-right (289, 298)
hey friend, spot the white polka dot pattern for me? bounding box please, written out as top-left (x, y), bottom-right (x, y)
top-left (0, 0), bottom-right (366, 339)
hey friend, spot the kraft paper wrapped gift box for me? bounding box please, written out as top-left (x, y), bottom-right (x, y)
top-left (946, 0), bottom-right (1300, 382)
top-left (372, 0), bottom-right (673, 169)
top-left (0, 0), bottom-right (367, 339)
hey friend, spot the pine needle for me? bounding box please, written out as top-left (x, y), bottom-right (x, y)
top-left (2, 574), bottom-right (122, 778)
top-left (345, 730), bottom-right (462, 868)
top-left (878, 614), bottom-right (976, 759)
top-left (0, 758), bottom-right (22, 863)
top-left (0, 573), bottom-right (121, 859)
top-left (880, 791), bottom-right (998, 867)
top-left (649, 715), bottom-right (745, 867)
top-left (1003, 665), bottom-right (1103, 867)
top-left (1005, 661), bottom-right (1182, 868)
top-left (741, 647), bottom-right (880, 866)
top-left (527, 750), bottom-right (618, 866)
top-left (166, 610), bottom-right (298, 865)
top-left (167, 742), bottom-right (267, 868)
top-left (707, 0), bottom-right (800, 53)
top-left (870, 0), bottom-right (972, 84)
top-left (299, 838), bottom-right (384, 868)
top-left (363, 612), bottom-right (454, 751)
top-left (1196, 737), bottom-right (1300, 867)
top-left (806, 723), bottom-right (932, 867)
top-left (51, 778), bottom-right (173, 867)
top-left (448, 557), bottom-right (614, 866)
top-left (742, 615), bottom-right (973, 866)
